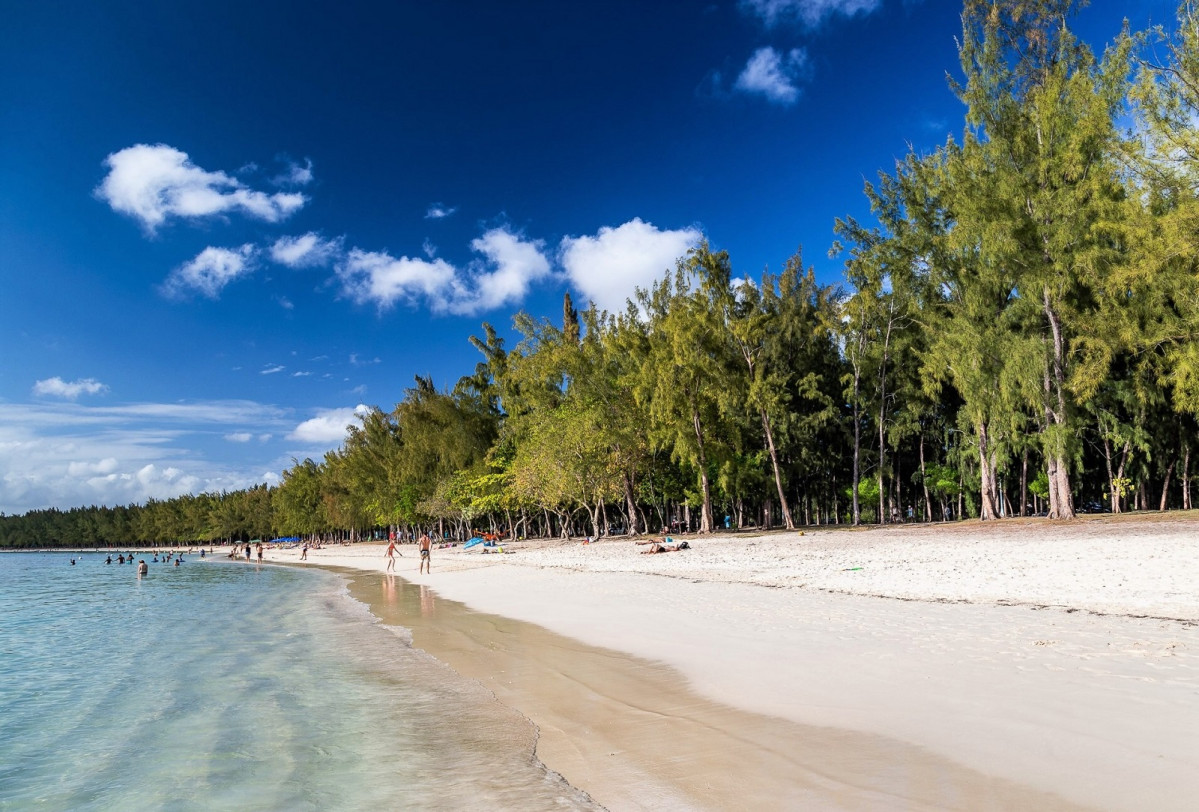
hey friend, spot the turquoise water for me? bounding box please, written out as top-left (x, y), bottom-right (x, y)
top-left (0, 553), bottom-right (596, 811)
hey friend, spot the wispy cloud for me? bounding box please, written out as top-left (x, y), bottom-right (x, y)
top-left (260, 364), bottom-right (285, 375)
top-left (270, 232), bottom-right (343, 268)
top-left (225, 432), bottom-right (253, 442)
top-left (273, 157), bottom-right (314, 186)
top-left (739, 0), bottom-right (881, 28)
top-left (0, 399), bottom-right (290, 513)
top-left (734, 47), bottom-right (809, 105)
top-left (161, 245), bottom-right (256, 299)
top-left (96, 144), bottom-right (307, 233)
top-left (33, 377), bottom-right (109, 399)
top-left (560, 218), bottom-right (702, 313)
top-left (425, 203), bottom-right (458, 219)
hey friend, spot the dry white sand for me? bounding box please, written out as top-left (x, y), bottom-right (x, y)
top-left (262, 515), bottom-right (1199, 811)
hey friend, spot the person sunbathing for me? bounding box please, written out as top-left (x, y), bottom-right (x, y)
top-left (641, 540), bottom-right (689, 554)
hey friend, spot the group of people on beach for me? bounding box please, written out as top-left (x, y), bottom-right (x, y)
top-left (386, 534), bottom-right (432, 573)
top-left (386, 534), bottom-right (434, 573)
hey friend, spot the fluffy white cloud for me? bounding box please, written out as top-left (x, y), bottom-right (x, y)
top-left (739, 0), bottom-right (881, 28)
top-left (425, 203), bottom-right (458, 219)
top-left (162, 245), bottom-right (256, 299)
top-left (33, 377), bottom-right (109, 399)
top-left (335, 228), bottom-right (551, 316)
top-left (96, 143), bottom-right (307, 232)
top-left (450, 227), bottom-right (552, 315)
top-left (288, 405), bottom-right (369, 444)
top-left (336, 249), bottom-right (459, 309)
top-left (559, 218), bottom-right (702, 313)
top-left (734, 47), bottom-right (808, 105)
top-left (270, 232), bottom-right (343, 268)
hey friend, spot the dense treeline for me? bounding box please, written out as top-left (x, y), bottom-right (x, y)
top-left (6, 1), bottom-right (1199, 549)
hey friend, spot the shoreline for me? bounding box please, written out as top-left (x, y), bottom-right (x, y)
top-left (225, 517), bottom-right (1199, 808)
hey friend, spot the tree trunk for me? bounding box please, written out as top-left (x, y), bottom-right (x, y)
top-left (977, 420), bottom-right (1001, 520)
top-left (919, 435), bottom-right (933, 522)
top-left (1019, 448), bottom-right (1029, 517)
top-left (1183, 443), bottom-right (1192, 511)
top-left (623, 472), bottom-right (640, 535)
top-left (761, 408), bottom-right (794, 529)
top-left (690, 401), bottom-right (714, 533)
top-left (1043, 293), bottom-right (1075, 519)
top-left (1160, 461), bottom-right (1176, 511)
top-left (851, 369), bottom-right (862, 526)
top-left (1102, 437), bottom-right (1118, 514)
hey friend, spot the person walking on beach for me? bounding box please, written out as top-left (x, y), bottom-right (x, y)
top-left (256, 542), bottom-right (264, 563)
top-left (245, 543), bottom-right (252, 561)
top-left (386, 539), bottom-right (401, 572)
top-left (300, 542), bottom-right (308, 561)
top-left (418, 533), bottom-right (431, 574)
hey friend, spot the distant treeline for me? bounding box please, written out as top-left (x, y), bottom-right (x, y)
top-left (6, 1), bottom-right (1199, 549)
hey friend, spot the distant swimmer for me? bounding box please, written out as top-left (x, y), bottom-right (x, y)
top-left (70, 558), bottom-right (76, 565)
top-left (419, 533), bottom-right (431, 574)
top-left (137, 560), bottom-right (148, 576)
top-left (106, 556), bottom-right (112, 564)
top-left (174, 559), bottom-right (181, 567)
top-left (118, 554), bottom-right (125, 564)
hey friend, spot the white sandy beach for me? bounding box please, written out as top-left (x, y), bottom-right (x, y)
top-left (262, 515), bottom-right (1199, 811)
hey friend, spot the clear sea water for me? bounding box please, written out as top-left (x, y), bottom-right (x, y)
top-left (0, 552), bottom-right (596, 811)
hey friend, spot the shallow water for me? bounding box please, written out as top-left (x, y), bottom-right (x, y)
top-left (0, 552), bottom-right (596, 811)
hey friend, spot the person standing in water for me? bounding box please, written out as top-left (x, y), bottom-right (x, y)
top-left (137, 559), bottom-right (148, 576)
top-left (418, 533), bottom-right (431, 574)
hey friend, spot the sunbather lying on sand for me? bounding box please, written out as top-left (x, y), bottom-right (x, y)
top-left (641, 540), bottom-right (689, 554)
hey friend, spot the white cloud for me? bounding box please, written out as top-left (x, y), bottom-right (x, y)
top-left (739, 0), bottom-right (881, 28)
top-left (426, 203), bottom-right (458, 219)
top-left (274, 158), bottom-right (314, 186)
top-left (336, 250), bottom-right (459, 309)
top-left (335, 227), bottom-right (551, 316)
top-left (0, 399), bottom-right (290, 513)
top-left (260, 365), bottom-right (285, 375)
top-left (162, 244), bottom-right (256, 299)
top-left (288, 405), bottom-right (369, 444)
top-left (451, 227), bottom-right (552, 315)
top-left (33, 377), bottom-right (109, 399)
top-left (734, 47), bottom-right (808, 105)
top-left (559, 218), bottom-right (703, 313)
top-left (225, 432), bottom-right (253, 442)
top-left (96, 143), bottom-right (307, 233)
top-left (270, 232), bottom-right (343, 268)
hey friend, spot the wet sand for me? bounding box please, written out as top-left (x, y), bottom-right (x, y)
top-left (265, 515), bottom-right (1199, 811)
top-left (349, 571), bottom-right (1085, 811)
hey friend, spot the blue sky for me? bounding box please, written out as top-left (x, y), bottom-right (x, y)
top-left (0, 0), bottom-right (1174, 514)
